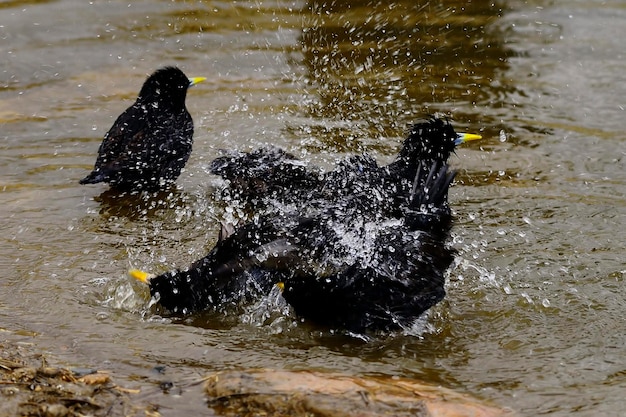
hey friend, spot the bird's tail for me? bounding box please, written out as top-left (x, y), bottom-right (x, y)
top-left (79, 170), bottom-right (106, 185)
top-left (410, 162), bottom-right (456, 208)
top-left (404, 161), bottom-right (456, 233)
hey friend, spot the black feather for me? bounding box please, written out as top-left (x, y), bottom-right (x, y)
top-left (144, 117), bottom-right (474, 332)
top-left (80, 67), bottom-right (197, 191)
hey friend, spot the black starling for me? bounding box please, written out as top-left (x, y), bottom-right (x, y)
top-left (80, 67), bottom-right (205, 191)
top-left (209, 117), bottom-right (480, 214)
top-left (131, 118), bottom-right (481, 332)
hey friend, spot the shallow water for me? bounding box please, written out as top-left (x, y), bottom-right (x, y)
top-left (1, 0), bottom-right (625, 416)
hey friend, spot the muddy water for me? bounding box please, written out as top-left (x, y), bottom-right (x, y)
top-left (1, 0), bottom-right (625, 416)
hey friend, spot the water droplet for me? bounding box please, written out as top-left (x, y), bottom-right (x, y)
top-left (521, 292), bottom-right (533, 304)
top-left (96, 312), bottom-right (109, 321)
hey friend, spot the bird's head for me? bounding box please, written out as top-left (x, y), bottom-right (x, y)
top-left (138, 66), bottom-right (205, 109)
top-left (397, 117), bottom-right (481, 165)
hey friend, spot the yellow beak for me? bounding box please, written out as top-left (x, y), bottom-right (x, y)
top-left (129, 269), bottom-right (152, 284)
top-left (189, 76), bottom-right (206, 87)
top-left (455, 132), bottom-right (482, 145)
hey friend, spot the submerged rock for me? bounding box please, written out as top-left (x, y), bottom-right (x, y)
top-left (205, 369), bottom-right (515, 417)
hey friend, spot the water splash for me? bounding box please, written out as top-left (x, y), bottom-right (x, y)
top-left (101, 278), bottom-right (150, 314)
top-left (240, 285), bottom-right (294, 332)
top-left (455, 258), bottom-right (499, 288)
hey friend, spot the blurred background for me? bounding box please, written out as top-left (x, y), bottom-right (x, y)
top-left (1, 0), bottom-right (625, 415)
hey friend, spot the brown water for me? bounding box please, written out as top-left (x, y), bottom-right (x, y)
top-left (1, 0), bottom-right (625, 415)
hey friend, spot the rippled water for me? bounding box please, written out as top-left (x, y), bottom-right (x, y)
top-left (1, 0), bottom-right (625, 416)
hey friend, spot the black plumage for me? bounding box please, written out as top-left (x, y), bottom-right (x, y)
top-left (209, 146), bottom-right (321, 206)
top-left (80, 67), bottom-right (205, 191)
top-left (132, 117), bottom-right (480, 332)
top-left (210, 118), bottom-right (471, 215)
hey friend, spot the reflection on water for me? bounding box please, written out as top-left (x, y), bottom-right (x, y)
top-left (300, 1), bottom-right (512, 121)
top-left (293, 0), bottom-right (516, 156)
top-left (1, 0), bottom-right (625, 416)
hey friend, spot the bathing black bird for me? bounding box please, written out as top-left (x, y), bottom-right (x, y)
top-left (80, 67), bottom-right (205, 191)
top-left (210, 117), bottom-right (479, 215)
top-left (131, 118), bottom-right (481, 332)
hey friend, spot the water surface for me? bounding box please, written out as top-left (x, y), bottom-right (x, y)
top-left (1, 0), bottom-right (625, 416)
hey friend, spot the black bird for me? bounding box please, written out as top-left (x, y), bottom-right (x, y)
top-left (210, 118), bottom-right (479, 215)
top-left (131, 118), bottom-right (481, 332)
top-left (80, 67), bottom-right (205, 191)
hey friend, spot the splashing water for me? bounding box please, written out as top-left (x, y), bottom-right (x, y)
top-left (102, 278), bottom-right (150, 314)
top-left (455, 258), bottom-right (500, 289)
top-left (329, 217), bottom-right (405, 269)
top-left (240, 285), bottom-right (294, 331)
